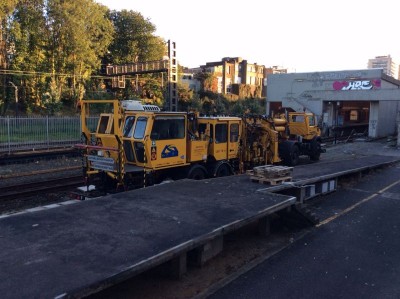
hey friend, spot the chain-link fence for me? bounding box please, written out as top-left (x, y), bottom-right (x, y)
top-left (0, 116), bottom-right (98, 154)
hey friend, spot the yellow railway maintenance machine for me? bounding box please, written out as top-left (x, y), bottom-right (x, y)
top-left (76, 100), bottom-right (323, 192)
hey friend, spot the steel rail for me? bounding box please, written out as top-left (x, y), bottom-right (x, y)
top-left (0, 175), bottom-right (84, 201)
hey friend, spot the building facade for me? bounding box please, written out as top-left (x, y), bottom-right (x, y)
top-left (180, 68), bottom-right (201, 92)
top-left (267, 69), bottom-right (400, 138)
top-left (367, 55), bottom-right (399, 79)
top-left (200, 57), bottom-right (265, 98)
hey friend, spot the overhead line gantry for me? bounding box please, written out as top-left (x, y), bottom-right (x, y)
top-left (105, 40), bottom-right (178, 111)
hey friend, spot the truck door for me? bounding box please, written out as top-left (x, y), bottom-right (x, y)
top-left (122, 115), bottom-right (148, 165)
top-left (228, 121), bottom-right (240, 159)
top-left (213, 122), bottom-right (229, 161)
top-left (149, 115), bottom-right (187, 168)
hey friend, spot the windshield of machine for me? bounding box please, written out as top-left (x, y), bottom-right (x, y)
top-left (123, 116), bottom-right (135, 137)
top-left (134, 117), bottom-right (148, 139)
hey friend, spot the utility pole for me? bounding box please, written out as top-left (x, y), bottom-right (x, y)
top-left (9, 81), bottom-right (18, 117)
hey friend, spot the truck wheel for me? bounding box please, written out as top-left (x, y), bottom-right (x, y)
top-left (310, 138), bottom-right (321, 161)
top-left (187, 164), bottom-right (207, 180)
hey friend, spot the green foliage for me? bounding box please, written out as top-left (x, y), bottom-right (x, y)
top-left (230, 98), bottom-right (266, 115)
top-left (188, 93), bottom-right (202, 112)
top-left (108, 10), bottom-right (165, 64)
top-left (0, 0), bottom-right (18, 18)
top-left (177, 82), bottom-right (194, 111)
top-left (0, 1), bottom-right (268, 118)
top-left (45, 0), bottom-right (114, 103)
top-left (3, 0), bottom-right (114, 114)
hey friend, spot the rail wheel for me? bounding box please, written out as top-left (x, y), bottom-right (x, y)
top-left (214, 162), bottom-right (233, 177)
top-left (309, 137), bottom-right (322, 161)
top-left (187, 164), bottom-right (207, 180)
top-left (280, 142), bottom-right (300, 166)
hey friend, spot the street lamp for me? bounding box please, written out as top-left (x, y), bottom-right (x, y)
top-left (9, 81), bottom-right (18, 117)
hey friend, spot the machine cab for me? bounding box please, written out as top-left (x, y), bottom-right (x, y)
top-left (122, 111), bottom-right (188, 170)
top-left (288, 112), bottom-right (321, 140)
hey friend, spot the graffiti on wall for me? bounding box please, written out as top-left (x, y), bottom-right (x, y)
top-left (333, 79), bottom-right (381, 91)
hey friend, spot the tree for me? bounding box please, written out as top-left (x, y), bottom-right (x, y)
top-left (9, 0), bottom-right (47, 111)
top-left (0, 0), bottom-right (19, 114)
top-left (45, 0), bottom-right (114, 108)
top-left (195, 72), bottom-right (218, 93)
top-left (108, 10), bottom-right (165, 64)
top-left (177, 83), bottom-right (194, 111)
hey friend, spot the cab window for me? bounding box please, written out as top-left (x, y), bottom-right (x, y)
top-left (134, 117), bottom-right (147, 139)
top-left (151, 116), bottom-right (185, 140)
top-left (308, 116), bottom-right (315, 126)
top-left (292, 115), bottom-right (304, 123)
top-left (215, 124), bottom-right (227, 143)
top-left (230, 123), bottom-right (239, 142)
top-left (123, 116), bottom-right (135, 137)
top-left (97, 115), bottom-right (110, 134)
top-left (97, 114), bottom-right (114, 134)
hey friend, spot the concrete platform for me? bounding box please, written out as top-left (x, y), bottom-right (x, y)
top-left (293, 155), bottom-right (400, 182)
top-left (0, 175), bottom-right (295, 299)
top-left (1, 155), bottom-right (398, 298)
top-left (264, 155), bottom-right (400, 195)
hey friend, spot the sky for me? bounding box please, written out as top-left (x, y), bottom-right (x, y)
top-left (95, 0), bottom-right (400, 73)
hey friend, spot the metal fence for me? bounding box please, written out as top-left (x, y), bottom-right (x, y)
top-left (0, 116), bottom-right (98, 154)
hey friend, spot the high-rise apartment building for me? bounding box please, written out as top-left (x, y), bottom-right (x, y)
top-left (367, 55), bottom-right (399, 79)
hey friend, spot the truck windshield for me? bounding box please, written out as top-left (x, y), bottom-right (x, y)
top-left (134, 117), bottom-right (147, 139)
top-left (123, 116), bottom-right (135, 137)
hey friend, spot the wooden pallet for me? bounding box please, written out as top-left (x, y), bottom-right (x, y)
top-left (250, 175), bottom-right (292, 186)
top-left (248, 165), bottom-right (293, 179)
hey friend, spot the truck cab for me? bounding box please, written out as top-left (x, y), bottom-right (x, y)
top-left (287, 112), bottom-right (321, 141)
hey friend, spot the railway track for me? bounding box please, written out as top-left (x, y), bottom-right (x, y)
top-left (0, 175), bottom-right (84, 202)
top-left (0, 166), bottom-right (81, 179)
top-left (0, 147), bottom-right (80, 165)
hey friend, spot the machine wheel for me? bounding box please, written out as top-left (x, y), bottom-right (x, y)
top-left (309, 138), bottom-right (322, 161)
top-left (187, 164), bottom-right (207, 180)
top-left (214, 162), bottom-right (232, 177)
top-left (281, 142), bottom-right (300, 166)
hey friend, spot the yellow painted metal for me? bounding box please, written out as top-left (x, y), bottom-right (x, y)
top-left (78, 99), bottom-right (322, 188)
top-left (286, 112), bottom-right (321, 140)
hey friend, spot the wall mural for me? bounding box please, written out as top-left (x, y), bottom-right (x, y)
top-left (333, 79), bottom-right (381, 90)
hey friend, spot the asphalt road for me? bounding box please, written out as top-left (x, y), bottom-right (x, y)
top-left (208, 163), bottom-right (400, 299)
